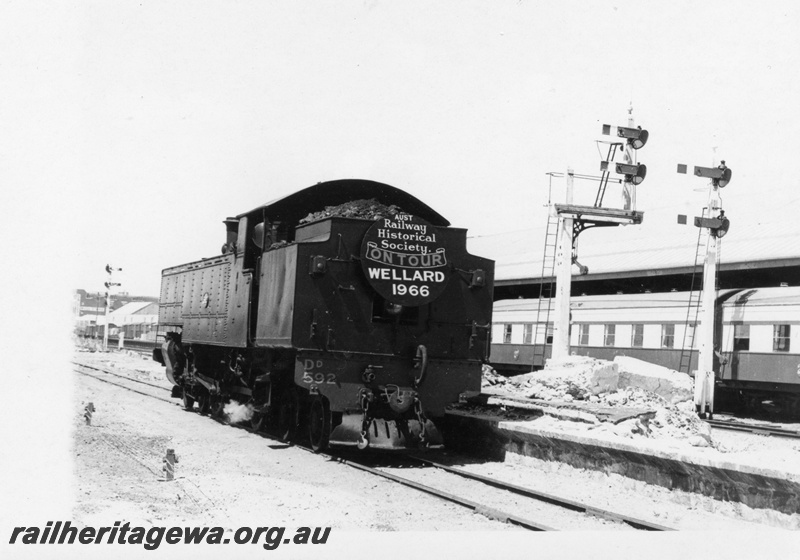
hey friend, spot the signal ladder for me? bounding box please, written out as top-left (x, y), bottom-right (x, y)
top-left (678, 208), bottom-right (710, 374)
top-left (532, 210), bottom-right (559, 368)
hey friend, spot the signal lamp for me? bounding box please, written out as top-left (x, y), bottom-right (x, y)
top-left (694, 212), bottom-right (730, 238)
top-left (716, 166), bottom-right (732, 188)
top-left (615, 163), bottom-right (647, 185)
top-left (616, 126), bottom-right (649, 150)
top-left (715, 216), bottom-right (731, 238)
top-left (693, 161), bottom-right (732, 188)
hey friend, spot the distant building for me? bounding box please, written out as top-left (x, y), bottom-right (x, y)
top-left (74, 289), bottom-right (157, 316)
top-left (108, 301), bottom-right (159, 341)
top-left (73, 289), bottom-right (158, 339)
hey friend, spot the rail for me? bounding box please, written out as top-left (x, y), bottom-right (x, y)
top-left (706, 418), bottom-right (800, 439)
top-left (406, 454), bottom-right (673, 530)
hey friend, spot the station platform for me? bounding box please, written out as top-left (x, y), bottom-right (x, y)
top-left (442, 394), bottom-right (800, 517)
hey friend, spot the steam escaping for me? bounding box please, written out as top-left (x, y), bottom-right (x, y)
top-left (223, 401), bottom-right (255, 424)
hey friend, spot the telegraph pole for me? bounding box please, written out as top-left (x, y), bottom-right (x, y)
top-left (551, 168), bottom-right (574, 360)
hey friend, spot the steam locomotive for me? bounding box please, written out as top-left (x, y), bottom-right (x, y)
top-left (153, 179), bottom-right (494, 451)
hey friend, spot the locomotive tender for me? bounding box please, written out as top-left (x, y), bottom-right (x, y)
top-left (491, 287), bottom-right (800, 416)
top-left (154, 179), bottom-right (494, 451)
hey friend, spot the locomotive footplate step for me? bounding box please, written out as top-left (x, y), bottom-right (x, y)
top-left (329, 413), bottom-right (442, 450)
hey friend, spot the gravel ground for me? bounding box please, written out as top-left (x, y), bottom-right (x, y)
top-left (72, 351), bottom-right (512, 533)
top-left (4, 349), bottom-right (779, 560)
top-left (71, 350), bottom-right (798, 534)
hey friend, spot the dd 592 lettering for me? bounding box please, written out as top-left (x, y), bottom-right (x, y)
top-left (301, 359), bottom-right (336, 385)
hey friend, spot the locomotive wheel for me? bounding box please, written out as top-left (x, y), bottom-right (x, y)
top-left (211, 398), bottom-right (226, 419)
top-left (182, 388), bottom-right (194, 411)
top-left (195, 392), bottom-right (210, 415)
top-left (308, 397), bottom-right (331, 453)
top-left (276, 389), bottom-right (300, 443)
top-left (250, 412), bottom-right (265, 432)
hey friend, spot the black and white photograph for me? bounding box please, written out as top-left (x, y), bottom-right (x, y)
top-left (2, 1), bottom-right (799, 558)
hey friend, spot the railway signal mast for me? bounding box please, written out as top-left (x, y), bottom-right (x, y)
top-left (548, 114), bottom-right (647, 360)
top-left (617, 105), bottom-right (647, 211)
top-left (678, 160), bottom-right (732, 418)
top-left (102, 264), bottom-right (122, 351)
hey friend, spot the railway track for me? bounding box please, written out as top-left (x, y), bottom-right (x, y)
top-left (105, 339), bottom-right (157, 356)
top-left (73, 361), bottom-right (176, 406)
top-left (406, 454), bottom-right (671, 530)
top-left (707, 418), bottom-right (800, 439)
top-left (328, 450), bottom-right (672, 531)
top-left (74, 359), bottom-right (675, 531)
top-left (83, 353), bottom-right (800, 442)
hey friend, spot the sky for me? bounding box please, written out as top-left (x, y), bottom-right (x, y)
top-left (4, 0), bottom-right (799, 299)
top-left (2, 0), bottom-right (799, 552)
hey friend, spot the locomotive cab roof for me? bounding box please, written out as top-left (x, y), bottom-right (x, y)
top-left (236, 179), bottom-right (451, 228)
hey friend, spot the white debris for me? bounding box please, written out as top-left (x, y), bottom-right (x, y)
top-left (482, 355), bottom-right (715, 446)
top-left (506, 355), bottom-right (618, 400)
top-left (614, 356), bottom-right (693, 404)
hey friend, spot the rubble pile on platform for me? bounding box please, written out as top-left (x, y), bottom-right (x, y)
top-left (481, 364), bottom-right (511, 388)
top-left (299, 198), bottom-right (402, 224)
top-left (591, 387), bottom-right (713, 445)
top-left (614, 356), bottom-right (694, 404)
top-left (506, 356), bottom-right (618, 402)
top-left (482, 355), bottom-right (714, 446)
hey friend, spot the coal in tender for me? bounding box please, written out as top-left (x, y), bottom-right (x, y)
top-left (299, 199), bottom-right (402, 224)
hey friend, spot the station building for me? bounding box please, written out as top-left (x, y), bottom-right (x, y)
top-left (73, 290), bottom-right (158, 340)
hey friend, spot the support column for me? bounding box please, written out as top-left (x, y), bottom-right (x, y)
top-left (694, 185), bottom-right (721, 416)
top-left (551, 168), bottom-right (574, 361)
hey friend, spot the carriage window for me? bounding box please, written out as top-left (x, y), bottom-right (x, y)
top-left (604, 324), bottom-right (616, 347)
top-left (773, 325), bottom-right (791, 352)
top-left (523, 324), bottom-right (533, 345)
top-left (503, 324), bottom-right (512, 344)
top-left (661, 324), bottom-right (675, 349)
top-left (578, 324), bottom-right (589, 346)
top-left (631, 324), bottom-right (644, 348)
top-left (734, 324), bottom-right (750, 351)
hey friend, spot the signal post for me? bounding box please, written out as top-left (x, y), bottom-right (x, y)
top-left (679, 161), bottom-right (732, 418)
top-left (551, 170), bottom-right (574, 360)
top-left (102, 264), bottom-right (122, 352)
top-left (548, 120), bottom-right (648, 361)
